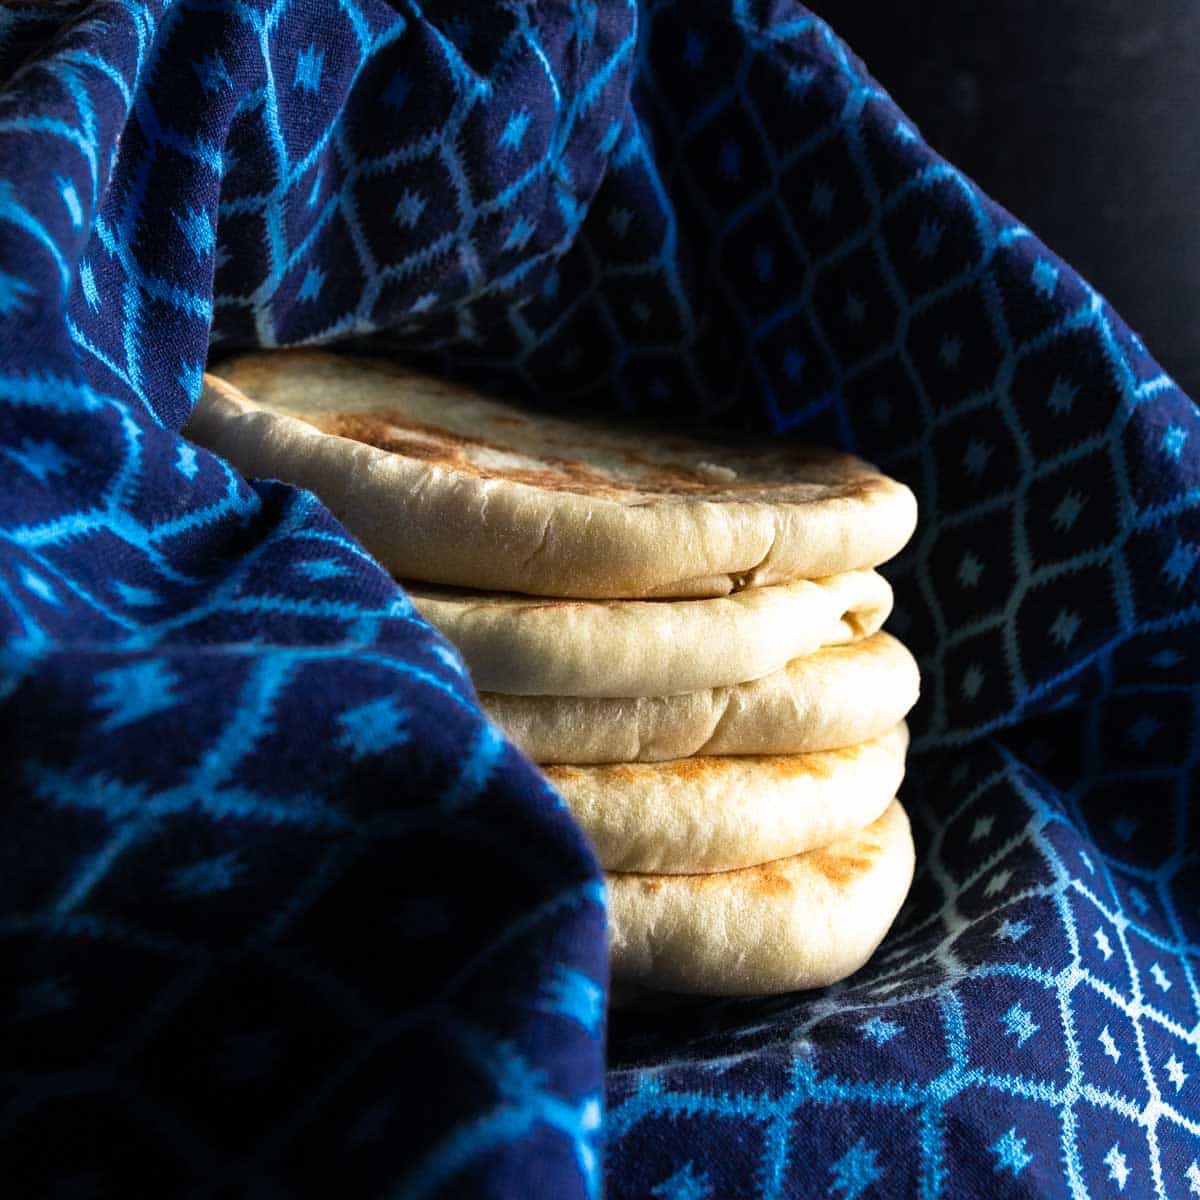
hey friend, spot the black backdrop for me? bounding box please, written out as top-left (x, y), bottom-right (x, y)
top-left (807, 1), bottom-right (1200, 398)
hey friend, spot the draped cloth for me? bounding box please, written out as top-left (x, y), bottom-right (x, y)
top-left (1, 3), bottom-right (1196, 1196)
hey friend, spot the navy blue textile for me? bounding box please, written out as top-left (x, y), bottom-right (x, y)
top-left (0, 2), bottom-right (1197, 1197)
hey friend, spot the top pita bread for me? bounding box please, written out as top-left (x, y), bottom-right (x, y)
top-left (191, 353), bottom-right (916, 599)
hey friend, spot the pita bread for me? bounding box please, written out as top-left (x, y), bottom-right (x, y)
top-left (406, 570), bottom-right (892, 697)
top-left (189, 354), bottom-right (917, 599)
top-left (545, 724), bottom-right (907, 873)
top-left (607, 798), bottom-right (914, 995)
top-left (481, 631), bottom-right (918, 762)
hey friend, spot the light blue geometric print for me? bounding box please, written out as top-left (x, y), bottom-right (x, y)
top-left (0, 0), bottom-right (1196, 1195)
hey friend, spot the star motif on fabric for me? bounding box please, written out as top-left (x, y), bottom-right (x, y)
top-left (607, 206), bottom-right (634, 238)
top-left (913, 217), bottom-right (943, 259)
top-left (940, 335), bottom-right (963, 369)
top-left (961, 438), bottom-right (991, 478)
top-left (1163, 541), bottom-right (1198, 589)
top-left (650, 1162), bottom-right (710, 1200)
top-left (1149, 648), bottom-right (1183, 669)
top-left (170, 851), bottom-right (242, 897)
top-left (192, 50), bottom-right (232, 94)
top-left (176, 442), bottom-right (199, 479)
top-left (1104, 1144), bottom-right (1129, 1192)
top-left (1049, 609), bottom-right (1081, 647)
top-left (1047, 374), bottom-right (1077, 413)
top-left (93, 659), bottom-right (179, 731)
top-left (78, 258), bottom-right (100, 309)
top-left (394, 189), bottom-right (426, 228)
top-left (1165, 1054), bottom-right (1188, 1092)
top-left (1094, 928), bottom-right (1114, 961)
top-left (499, 108), bottom-right (532, 152)
top-left (1186, 1159), bottom-right (1200, 1196)
top-left (5, 437), bottom-right (74, 483)
top-left (1162, 423), bottom-right (1188, 460)
top-left (984, 869), bottom-right (1011, 898)
top-left (1078, 850), bottom-right (1095, 874)
top-left (349, 1101), bottom-right (394, 1146)
top-left (843, 291), bottom-right (866, 322)
top-left (174, 206), bottom-right (215, 259)
top-left (17, 976), bottom-right (74, 1020)
top-left (783, 64), bottom-right (817, 95)
top-left (829, 1139), bottom-right (882, 1199)
top-left (1099, 1026), bottom-right (1121, 1063)
top-left (961, 663), bottom-right (986, 700)
top-left (176, 358), bottom-right (203, 399)
top-left (991, 1127), bottom-right (1033, 1176)
top-left (336, 696), bottom-right (410, 760)
top-left (1031, 257), bottom-right (1059, 298)
top-left (1126, 715), bottom-right (1160, 748)
top-left (957, 552), bottom-right (983, 587)
top-left (682, 30), bottom-right (706, 68)
top-left (782, 347), bottom-right (805, 381)
top-left (539, 966), bottom-right (603, 1036)
top-left (0, 269), bottom-right (33, 317)
top-left (860, 1017), bottom-right (902, 1046)
top-left (719, 141), bottom-right (742, 181)
top-left (293, 43), bottom-right (324, 93)
top-left (810, 180), bottom-right (835, 217)
top-left (114, 581), bottom-right (158, 607)
top-left (996, 917), bottom-right (1031, 943)
top-left (970, 814), bottom-right (995, 842)
top-left (753, 245), bottom-right (774, 281)
top-left (503, 214), bottom-right (536, 253)
top-left (1151, 962), bottom-right (1172, 992)
top-left (1051, 491), bottom-right (1085, 533)
top-left (1110, 813), bottom-right (1139, 842)
top-left (1001, 1002), bottom-right (1039, 1047)
top-left (297, 266), bottom-right (324, 302)
top-left (381, 69), bottom-right (411, 110)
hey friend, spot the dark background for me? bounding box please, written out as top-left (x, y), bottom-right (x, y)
top-left (807, 1), bottom-right (1200, 399)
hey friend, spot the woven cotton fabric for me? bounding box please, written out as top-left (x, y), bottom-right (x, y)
top-left (0, 2), bottom-right (1197, 1197)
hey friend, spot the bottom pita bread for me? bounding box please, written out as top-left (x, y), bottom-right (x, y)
top-left (607, 799), bottom-right (914, 995)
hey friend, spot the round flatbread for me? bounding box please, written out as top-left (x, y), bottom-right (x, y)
top-left (481, 631), bottom-right (919, 762)
top-left (189, 353), bottom-right (917, 599)
top-left (607, 798), bottom-right (914, 996)
top-left (407, 570), bottom-right (892, 697)
top-left (545, 724), bottom-right (907, 873)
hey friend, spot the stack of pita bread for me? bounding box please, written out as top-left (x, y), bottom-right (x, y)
top-left (188, 352), bottom-right (920, 998)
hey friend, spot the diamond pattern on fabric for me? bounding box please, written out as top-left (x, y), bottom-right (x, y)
top-left (0, 0), bottom-right (1197, 1196)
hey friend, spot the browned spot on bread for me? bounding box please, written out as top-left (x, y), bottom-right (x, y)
top-left (745, 863), bottom-right (794, 896)
top-left (637, 877), bottom-right (664, 894)
top-left (805, 841), bottom-right (879, 886)
top-left (602, 757), bottom-right (731, 785)
top-left (281, 385), bottom-right (895, 503)
top-left (831, 476), bottom-right (886, 501)
top-left (314, 411), bottom-right (485, 452)
top-left (600, 752), bottom-right (854, 786)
